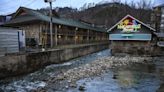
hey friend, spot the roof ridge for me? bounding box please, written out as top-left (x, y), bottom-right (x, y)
top-left (5, 7), bottom-right (107, 33)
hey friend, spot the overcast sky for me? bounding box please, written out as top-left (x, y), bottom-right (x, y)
top-left (0, 0), bottom-right (163, 15)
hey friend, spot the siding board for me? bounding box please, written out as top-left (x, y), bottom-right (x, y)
top-left (0, 27), bottom-right (20, 55)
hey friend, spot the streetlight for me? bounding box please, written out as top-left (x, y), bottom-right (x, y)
top-left (44, 0), bottom-right (55, 48)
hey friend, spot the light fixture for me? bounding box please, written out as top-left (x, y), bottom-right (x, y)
top-left (59, 25), bottom-right (61, 29)
top-left (75, 36), bottom-right (78, 39)
top-left (58, 35), bottom-right (61, 38)
top-left (75, 27), bottom-right (78, 31)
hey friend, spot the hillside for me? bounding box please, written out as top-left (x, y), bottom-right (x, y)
top-left (56, 3), bottom-right (152, 28)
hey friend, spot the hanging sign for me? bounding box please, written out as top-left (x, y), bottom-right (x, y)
top-left (117, 17), bottom-right (141, 33)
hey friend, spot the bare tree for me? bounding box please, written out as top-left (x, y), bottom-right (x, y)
top-left (111, 0), bottom-right (121, 3)
top-left (80, 3), bottom-right (88, 11)
top-left (137, 0), bottom-right (154, 9)
top-left (130, 1), bottom-right (136, 9)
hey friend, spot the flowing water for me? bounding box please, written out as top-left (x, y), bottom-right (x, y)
top-left (0, 49), bottom-right (111, 92)
top-left (0, 49), bottom-right (164, 92)
top-left (67, 56), bottom-right (164, 92)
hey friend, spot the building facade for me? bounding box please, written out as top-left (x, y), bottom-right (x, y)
top-left (151, 4), bottom-right (164, 33)
top-left (151, 4), bottom-right (164, 48)
top-left (108, 15), bottom-right (156, 55)
top-left (4, 7), bottom-right (109, 49)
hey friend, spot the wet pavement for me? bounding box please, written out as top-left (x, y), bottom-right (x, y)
top-left (0, 49), bottom-right (164, 92)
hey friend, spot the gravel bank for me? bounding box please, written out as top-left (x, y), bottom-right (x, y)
top-left (35, 56), bottom-right (152, 91)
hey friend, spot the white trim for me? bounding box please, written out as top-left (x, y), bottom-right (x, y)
top-left (107, 14), bottom-right (156, 32)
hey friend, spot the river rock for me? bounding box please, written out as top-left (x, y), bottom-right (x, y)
top-left (78, 85), bottom-right (85, 91)
top-left (65, 85), bottom-right (69, 89)
top-left (157, 84), bottom-right (164, 92)
top-left (41, 56), bottom-right (152, 91)
top-left (113, 74), bottom-right (118, 79)
top-left (0, 88), bottom-right (4, 92)
top-left (70, 83), bottom-right (77, 88)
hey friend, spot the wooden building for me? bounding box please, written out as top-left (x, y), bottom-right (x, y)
top-left (4, 7), bottom-right (109, 48)
top-left (107, 15), bottom-right (156, 55)
top-left (151, 4), bottom-right (164, 33)
top-left (151, 4), bottom-right (164, 50)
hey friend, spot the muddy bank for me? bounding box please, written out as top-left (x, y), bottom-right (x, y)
top-left (37, 56), bottom-right (153, 92)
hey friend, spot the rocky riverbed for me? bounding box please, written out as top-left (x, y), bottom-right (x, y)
top-left (0, 49), bottom-right (163, 92)
top-left (35, 56), bottom-right (158, 92)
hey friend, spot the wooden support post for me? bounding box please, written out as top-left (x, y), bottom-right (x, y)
top-left (75, 30), bottom-right (77, 44)
top-left (49, 2), bottom-right (53, 48)
top-left (75, 27), bottom-right (78, 44)
top-left (87, 29), bottom-right (89, 43)
top-left (45, 23), bottom-right (47, 48)
top-left (39, 24), bottom-right (42, 49)
top-left (95, 32), bottom-right (98, 42)
top-left (55, 25), bottom-right (58, 46)
top-left (65, 35), bottom-right (68, 45)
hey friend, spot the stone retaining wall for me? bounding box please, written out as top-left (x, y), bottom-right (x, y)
top-left (0, 43), bottom-right (109, 79)
top-left (110, 41), bottom-right (162, 56)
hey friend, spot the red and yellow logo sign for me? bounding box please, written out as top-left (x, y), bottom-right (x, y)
top-left (117, 17), bottom-right (141, 33)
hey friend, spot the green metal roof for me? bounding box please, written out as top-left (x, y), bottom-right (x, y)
top-left (4, 7), bottom-right (107, 33)
top-left (5, 15), bottom-right (39, 24)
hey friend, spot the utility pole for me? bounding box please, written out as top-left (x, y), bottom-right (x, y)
top-left (55, 25), bottom-right (58, 46)
top-left (44, 0), bottom-right (55, 48)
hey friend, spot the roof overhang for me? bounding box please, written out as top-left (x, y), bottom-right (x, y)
top-left (3, 7), bottom-right (108, 33)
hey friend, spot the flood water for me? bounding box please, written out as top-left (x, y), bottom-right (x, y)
top-left (0, 49), bottom-right (164, 92)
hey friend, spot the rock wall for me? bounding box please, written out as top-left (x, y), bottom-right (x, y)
top-left (0, 43), bottom-right (109, 79)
